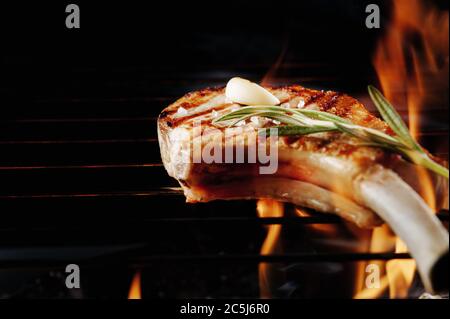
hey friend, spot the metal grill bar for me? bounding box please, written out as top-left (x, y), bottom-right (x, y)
top-left (0, 213), bottom-right (447, 228)
top-left (0, 129), bottom-right (445, 144)
top-left (0, 188), bottom-right (182, 199)
top-left (3, 116), bottom-right (450, 125)
top-left (0, 163), bottom-right (163, 171)
top-left (0, 252), bottom-right (413, 271)
top-left (0, 138), bottom-right (157, 145)
top-left (0, 67), bottom-right (447, 277)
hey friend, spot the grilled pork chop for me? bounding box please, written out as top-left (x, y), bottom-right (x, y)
top-left (158, 80), bottom-right (449, 292)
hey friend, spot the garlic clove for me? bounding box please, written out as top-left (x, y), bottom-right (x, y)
top-left (225, 77), bottom-right (280, 106)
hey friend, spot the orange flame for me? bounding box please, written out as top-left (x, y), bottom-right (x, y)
top-left (295, 207), bottom-right (339, 235)
top-left (374, 0), bottom-right (449, 139)
top-left (354, 225), bottom-right (394, 299)
top-left (386, 239), bottom-right (416, 298)
top-left (257, 199), bottom-right (284, 298)
top-left (355, 0), bottom-right (448, 299)
top-left (128, 271), bottom-right (142, 299)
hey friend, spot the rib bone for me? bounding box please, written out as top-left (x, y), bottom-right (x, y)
top-left (356, 166), bottom-right (449, 293)
top-left (184, 177), bottom-right (382, 228)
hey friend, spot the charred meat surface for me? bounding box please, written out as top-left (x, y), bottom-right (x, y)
top-left (158, 83), bottom-right (449, 292)
top-left (158, 85), bottom-right (445, 225)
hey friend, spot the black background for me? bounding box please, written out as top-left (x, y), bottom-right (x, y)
top-left (1, 0), bottom-right (390, 102)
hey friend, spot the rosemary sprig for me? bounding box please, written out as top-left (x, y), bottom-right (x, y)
top-left (212, 87), bottom-right (449, 179)
top-left (368, 85), bottom-right (448, 179)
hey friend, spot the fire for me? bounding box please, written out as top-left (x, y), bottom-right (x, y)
top-left (257, 199), bottom-right (284, 298)
top-left (373, 0), bottom-right (448, 138)
top-left (295, 207), bottom-right (339, 235)
top-left (128, 271), bottom-right (142, 299)
top-left (355, 0), bottom-right (448, 299)
top-left (386, 239), bottom-right (417, 298)
top-left (257, 0), bottom-right (447, 299)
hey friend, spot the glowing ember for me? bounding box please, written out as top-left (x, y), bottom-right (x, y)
top-left (128, 271), bottom-right (142, 299)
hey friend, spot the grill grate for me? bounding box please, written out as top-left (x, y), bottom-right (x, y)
top-left (0, 71), bottom-right (448, 297)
